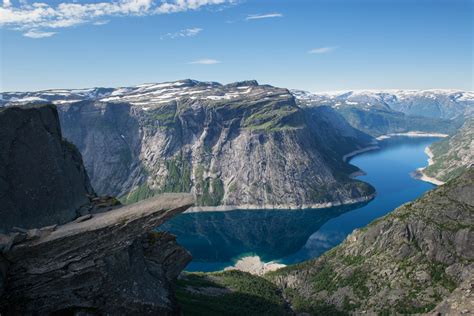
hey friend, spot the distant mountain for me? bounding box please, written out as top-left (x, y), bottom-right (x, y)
top-left (422, 118), bottom-right (474, 183)
top-left (2, 80), bottom-right (376, 209)
top-left (292, 89), bottom-right (474, 119)
top-left (292, 89), bottom-right (471, 137)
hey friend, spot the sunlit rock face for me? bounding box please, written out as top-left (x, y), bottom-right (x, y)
top-left (2, 80), bottom-right (376, 209)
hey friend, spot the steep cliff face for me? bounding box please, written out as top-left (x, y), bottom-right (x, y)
top-left (267, 168), bottom-right (474, 314)
top-left (423, 118), bottom-right (473, 182)
top-left (0, 104), bottom-right (94, 233)
top-left (54, 80), bottom-right (375, 209)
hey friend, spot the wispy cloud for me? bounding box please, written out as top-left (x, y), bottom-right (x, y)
top-left (246, 13), bottom-right (283, 20)
top-left (308, 46), bottom-right (337, 54)
top-left (93, 20), bottom-right (110, 26)
top-left (188, 58), bottom-right (221, 64)
top-left (0, 0), bottom-right (231, 38)
top-left (161, 27), bottom-right (202, 39)
top-left (23, 29), bottom-right (56, 38)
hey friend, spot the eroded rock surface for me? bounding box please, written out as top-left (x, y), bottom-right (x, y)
top-left (0, 193), bottom-right (193, 315)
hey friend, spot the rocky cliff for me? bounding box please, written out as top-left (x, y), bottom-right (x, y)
top-left (0, 194), bottom-right (194, 315)
top-left (0, 104), bottom-right (94, 233)
top-left (267, 167), bottom-right (474, 314)
top-left (35, 80), bottom-right (376, 209)
top-left (0, 105), bottom-right (194, 314)
top-left (423, 118), bottom-right (473, 183)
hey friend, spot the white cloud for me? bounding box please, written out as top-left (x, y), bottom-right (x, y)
top-left (246, 13), bottom-right (282, 20)
top-left (0, 0), bottom-right (231, 38)
top-left (93, 20), bottom-right (110, 26)
top-left (308, 46), bottom-right (337, 54)
top-left (23, 29), bottom-right (56, 38)
top-left (188, 58), bottom-right (221, 64)
top-left (161, 27), bottom-right (202, 39)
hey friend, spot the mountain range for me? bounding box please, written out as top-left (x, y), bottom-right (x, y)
top-left (1, 80), bottom-right (471, 209)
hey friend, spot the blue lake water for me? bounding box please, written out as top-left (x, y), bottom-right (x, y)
top-left (159, 136), bottom-right (438, 272)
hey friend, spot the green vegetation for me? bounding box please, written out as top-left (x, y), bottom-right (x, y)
top-left (120, 153), bottom-right (192, 204)
top-left (196, 177), bottom-right (224, 206)
top-left (175, 271), bottom-right (289, 316)
top-left (242, 104), bottom-right (303, 132)
top-left (429, 262), bottom-right (457, 292)
top-left (119, 183), bottom-right (155, 204)
top-left (162, 155), bottom-right (192, 193)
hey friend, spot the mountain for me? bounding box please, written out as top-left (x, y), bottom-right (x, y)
top-left (292, 89), bottom-right (470, 137)
top-left (3, 80), bottom-right (376, 209)
top-left (177, 168), bottom-right (474, 315)
top-left (0, 105), bottom-right (194, 314)
top-left (421, 118), bottom-right (474, 183)
top-left (0, 104), bottom-right (94, 233)
top-left (292, 89), bottom-right (474, 119)
top-left (267, 167), bottom-right (474, 314)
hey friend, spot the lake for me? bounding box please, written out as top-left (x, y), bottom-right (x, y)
top-left (159, 136), bottom-right (439, 272)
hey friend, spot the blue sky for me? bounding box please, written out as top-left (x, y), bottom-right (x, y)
top-left (1, 0), bottom-right (472, 92)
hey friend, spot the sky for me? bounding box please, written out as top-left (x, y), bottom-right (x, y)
top-left (1, 0), bottom-right (472, 92)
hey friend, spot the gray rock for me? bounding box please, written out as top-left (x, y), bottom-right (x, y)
top-left (0, 105), bottom-right (95, 233)
top-left (74, 214), bottom-right (93, 223)
top-left (0, 193), bottom-right (194, 315)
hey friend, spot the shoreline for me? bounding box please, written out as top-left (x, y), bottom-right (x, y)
top-left (376, 131), bottom-right (449, 141)
top-left (186, 193), bottom-right (376, 213)
top-left (224, 256), bottom-right (286, 276)
top-left (413, 146), bottom-right (445, 186)
top-left (342, 145), bottom-right (380, 162)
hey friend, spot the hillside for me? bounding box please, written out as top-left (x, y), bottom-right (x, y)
top-left (267, 167), bottom-right (474, 314)
top-left (422, 119), bottom-right (473, 183)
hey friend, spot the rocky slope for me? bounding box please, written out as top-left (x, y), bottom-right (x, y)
top-left (0, 104), bottom-right (94, 233)
top-left (0, 105), bottom-right (195, 314)
top-left (292, 89), bottom-right (469, 137)
top-left (3, 80), bottom-right (376, 209)
top-left (422, 118), bottom-right (474, 183)
top-left (266, 167), bottom-right (474, 314)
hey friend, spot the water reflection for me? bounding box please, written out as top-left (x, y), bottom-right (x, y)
top-left (160, 202), bottom-right (367, 270)
top-left (160, 136), bottom-right (439, 271)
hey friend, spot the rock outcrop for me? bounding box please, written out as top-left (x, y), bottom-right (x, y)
top-left (0, 104), bottom-right (94, 233)
top-left (267, 167), bottom-right (474, 314)
top-left (0, 193), bottom-right (194, 315)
